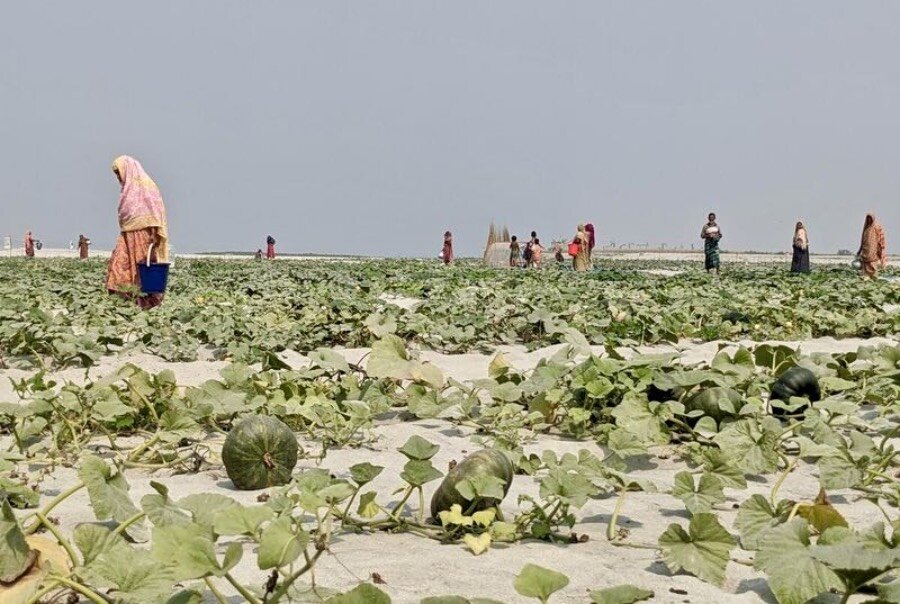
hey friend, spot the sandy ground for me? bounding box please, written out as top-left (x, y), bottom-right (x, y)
top-left (3, 335), bottom-right (897, 603)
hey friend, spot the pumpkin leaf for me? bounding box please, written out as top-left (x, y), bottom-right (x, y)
top-left (795, 489), bottom-right (849, 534)
top-left (471, 509), bottom-right (496, 527)
top-left (212, 504), bottom-right (274, 536)
top-left (700, 448), bottom-right (747, 489)
top-left (74, 523), bottom-right (130, 567)
top-left (734, 494), bottom-right (791, 550)
top-left (350, 462), bottom-right (384, 486)
top-left (326, 583), bottom-right (392, 604)
top-left (177, 493), bottom-right (239, 531)
top-left (0, 497), bottom-right (36, 583)
top-left (455, 475), bottom-right (507, 502)
top-left (257, 516), bottom-right (309, 570)
top-left (357, 491), bottom-right (380, 519)
top-left (463, 532), bottom-right (492, 556)
top-left (400, 459), bottom-right (443, 487)
top-left (78, 454), bottom-right (147, 542)
top-left (589, 585), bottom-right (655, 604)
top-left (712, 418), bottom-right (780, 475)
top-left (671, 471), bottom-right (726, 515)
top-left (89, 545), bottom-right (178, 604)
top-left (150, 523), bottom-right (221, 580)
top-left (754, 519), bottom-right (841, 604)
top-left (398, 435), bottom-right (440, 461)
top-left (513, 563), bottom-right (570, 602)
top-left (141, 481), bottom-right (191, 527)
top-left (657, 512), bottom-right (734, 586)
top-left (438, 504), bottom-right (473, 528)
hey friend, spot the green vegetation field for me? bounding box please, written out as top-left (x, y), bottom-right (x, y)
top-left (1, 258), bottom-right (898, 604)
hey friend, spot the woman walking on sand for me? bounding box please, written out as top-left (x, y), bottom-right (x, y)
top-left (106, 155), bottom-right (169, 309)
top-left (573, 225), bottom-right (590, 272)
top-left (700, 212), bottom-right (722, 275)
top-left (24, 231), bottom-right (35, 258)
top-left (266, 235), bottom-right (276, 260)
top-left (78, 234), bottom-right (91, 260)
top-left (858, 213), bottom-right (887, 278)
top-left (790, 222), bottom-right (810, 274)
top-left (442, 231), bottom-right (454, 265)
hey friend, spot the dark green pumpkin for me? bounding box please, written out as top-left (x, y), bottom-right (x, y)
top-left (770, 366), bottom-right (821, 414)
top-left (430, 449), bottom-right (514, 520)
top-left (683, 387), bottom-right (743, 425)
top-left (647, 383), bottom-right (686, 403)
top-left (222, 415), bottom-right (299, 490)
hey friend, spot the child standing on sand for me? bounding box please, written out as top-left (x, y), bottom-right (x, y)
top-left (531, 238), bottom-right (544, 268)
top-left (509, 236), bottom-right (521, 268)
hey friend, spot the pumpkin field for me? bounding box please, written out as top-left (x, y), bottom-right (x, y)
top-left (1, 257), bottom-right (899, 604)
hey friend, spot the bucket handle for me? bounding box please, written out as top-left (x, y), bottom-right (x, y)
top-left (146, 243), bottom-right (154, 267)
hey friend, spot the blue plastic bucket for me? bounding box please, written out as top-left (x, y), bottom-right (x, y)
top-left (137, 244), bottom-right (170, 294)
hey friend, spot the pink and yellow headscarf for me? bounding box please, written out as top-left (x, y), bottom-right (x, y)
top-left (113, 155), bottom-right (169, 261)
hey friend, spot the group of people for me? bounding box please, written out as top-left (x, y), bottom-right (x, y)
top-left (505, 225), bottom-right (594, 271)
top-left (255, 236), bottom-right (277, 260)
top-left (700, 211), bottom-right (888, 278)
top-left (507, 231), bottom-right (549, 268)
top-left (15, 155), bottom-right (893, 315)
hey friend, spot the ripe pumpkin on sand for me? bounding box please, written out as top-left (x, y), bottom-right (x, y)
top-left (222, 415), bottom-right (299, 490)
top-left (430, 449), bottom-right (514, 520)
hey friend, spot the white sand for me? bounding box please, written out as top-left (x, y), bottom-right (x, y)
top-left (3, 336), bottom-right (897, 602)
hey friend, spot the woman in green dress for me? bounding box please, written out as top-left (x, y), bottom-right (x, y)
top-left (700, 213), bottom-right (722, 275)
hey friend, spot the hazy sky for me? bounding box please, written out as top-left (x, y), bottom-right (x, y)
top-left (2, 2), bottom-right (899, 257)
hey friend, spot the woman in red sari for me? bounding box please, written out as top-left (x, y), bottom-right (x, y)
top-left (266, 235), bottom-right (276, 260)
top-left (106, 156), bottom-right (169, 309)
top-left (442, 231), bottom-right (453, 265)
top-left (24, 231), bottom-right (35, 258)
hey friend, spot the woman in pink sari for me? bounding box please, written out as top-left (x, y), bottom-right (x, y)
top-left (585, 223), bottom-right (596, 269)
top-left (106, 156), bottom-right (169, 309)
top-left (442, 231), bottom-right (453, 265)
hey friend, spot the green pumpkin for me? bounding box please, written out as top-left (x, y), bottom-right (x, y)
top-left (770, 366), bottom-right (821, 415)
top-left (222, 415), bottom-right (299, 490)
top-left (683, 387), bottom-right (743, 425)
top-left (430, 449), bottom-right (514, 520)
top-left (647, 382), bottom-right (686, 403)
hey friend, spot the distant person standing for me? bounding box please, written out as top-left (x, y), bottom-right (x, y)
top-left (509, 236), bottom-right (521, 267)
top-left (266, 235), bottom-right (276, 260)
top-left (442, 231), bottom-right (454, 265)
top-left (858, 213), bottom-right (887, 278)
top-left (790, 222), bottom-right (810, 274)
top-left (700, 212), bottom-right (722, 275)
top-left (554, 241), bottom-right (564, 264)
top-left (524, 231), bottom-right (537, 267)
top-left (106, 155), bottom-right (169, 309)
top-left (78, 234), bottom-right (91, 260)
top-left (573, 224), bottom-right (590, 272)
top-left (24, 231), bottom-right (35, 258)
top-left (585, 223), bottom-right (596, 269)
top-left (531, 238), bottom-right (544, 268)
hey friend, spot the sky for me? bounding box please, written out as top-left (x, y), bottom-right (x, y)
top-left (1, 1), bottom-right (899, 257)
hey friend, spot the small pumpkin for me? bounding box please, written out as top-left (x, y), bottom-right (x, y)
top-left (683, 387), bottom-right (743, 425)
top-left (770, 366), bottom-right (821, 415)
top-left (430, 449), bottom-right (514, 520)
top-left (222, 415), bottom-right (299, 490)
